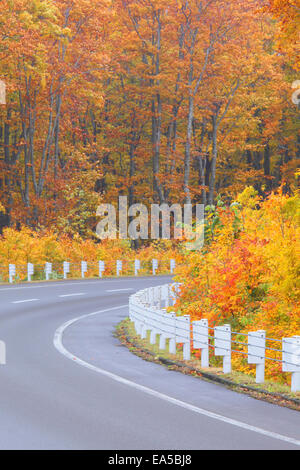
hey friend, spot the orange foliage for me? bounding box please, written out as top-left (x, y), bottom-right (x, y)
top-left (175, 187), bottom-right (300, 383)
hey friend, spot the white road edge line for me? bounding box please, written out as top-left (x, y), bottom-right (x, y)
top-left (0, 277), bottom-right (169, 292)
top-left (53, 305), bottom-right (300, 448)
top-left (12, 299), bottom-right (39, 304)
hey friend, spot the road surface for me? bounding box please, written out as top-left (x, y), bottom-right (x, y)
top-left (0, 276), bottom-right (299, 450)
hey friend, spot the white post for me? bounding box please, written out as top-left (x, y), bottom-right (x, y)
top-left (63, 261), bottom-right (70, 279)
top-left (159, 312), bottom-right (176, 353)
top-left (116, 260), bottom-right (122, 277)
top-left (152, 259), bottom-right (158, 275)
top-left (27, 263), bottom-right (34, 282)
top-left (81, 261), bottom-right (87, 278)
top-left (134, 259), bottom-right (140, 276)
top-left (45, 262), bottom-right (52, 281)
top-left (169, 338), bottom-right (176, 354)
top-left (135, 318), bottom-right (143, 336)
top-left (158, 286), bottom-right (162, 309)
top-left (148, 287), bottom-right (154, 306)
top-left (292, 371), bottom-right (300, 393)
top-left (159, 335), bottom-right (166, 350)
top-left (282, 336), bottom-right (300, 392)
top-left (99, 260), bottom-right (105, 278)
top-left (175, 315), bottom-right (191, 360)
top-left (141, 309), bottom-right (154, 339)
top-left (193, 319), bottom-right (209, 368)
top-left (215, 324), bottom-right (231, 374)
top-left (9, 264), bottom-right (16, 284)
top-left (161, 284), bottom-right (169, 308)
top-left (170, 259), bottom-right (176, 274)
top-left (141, 323), bottom-right (147, 339)
top-left (183, 343), bottom-right (190, 361)
top-left (150, 330), bottom-right (157, 345)
top-left (151, 308), bottom-right (164, 345)
top-left (248, 330), bottom-right (266, 383)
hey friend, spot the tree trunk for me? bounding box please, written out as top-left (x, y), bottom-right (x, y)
top-left (208, 114), bottom-right (218, 205)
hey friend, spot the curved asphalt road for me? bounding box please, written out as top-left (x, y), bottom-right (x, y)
top-left (0, 276), bottom-right (299, 450)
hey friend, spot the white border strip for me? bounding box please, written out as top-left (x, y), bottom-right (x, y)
top-left (53, 306), bottom-right (300, 448)
top-left (0, 276), bottom-right (170, 292)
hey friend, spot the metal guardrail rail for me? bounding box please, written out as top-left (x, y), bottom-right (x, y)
top-left (129, 284), bottom-right (300, 393)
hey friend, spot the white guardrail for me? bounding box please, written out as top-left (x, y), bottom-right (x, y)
top-left (129, 284), bottom-right (300, 393)
top-left (6, 259), bottom-right (176, 282)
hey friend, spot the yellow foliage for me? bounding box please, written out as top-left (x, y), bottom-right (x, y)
top-left (0, 228), bottom-right (183, 280)
top-left (176, 188), bottom-right (300, 385)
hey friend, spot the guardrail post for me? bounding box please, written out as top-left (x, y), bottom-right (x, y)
top-left (158, 312), bottom-right (176, 353)
top-left (152, 259), bottom-right (158, 275)
top-left (170, 259), bottom-right (176, 274)
top-left (169, 337), bottom-right (176, 354)
top-left (157, 286), bottom-right (162, 309)
top-left (134, 319), bottom-right (141, 335)
top-left (9, 264), bottom-right (16, 283)
top-left (282, 336), bottom-right (300, 392)
top-left (45, 262), bottom-right (52, 281)
top-left (63, 261), bottom-right (70, 279)
top-left (139, 301), bottom-right (152, 339)
top-left (81, 261), bottom-right (87, 278)
top-left (150, 329), bottom-right (157, 345)
top-left (133, 305), bottom-right (143, 335)
top-left (140, 322), bottom-right (147, 339)
top-left (164, 285), bottom-right (170, 308)
top-left (116, 260), bottom-right (122, 277)
top-left (159, 335), bottom-right (166, 350)
top-left (99, 260), bottom-right (105, 277)
top-left (153, 286), bottom-right (159, 306)
top-left (165, 285), bottom-right (170, 307)
top-left (151, 308), bottom-right (164, 345)
top-left (248, 330), bottom-right (266, 383)
top-left (148, 287), bottom-right (154, 306)
top-left (142, 308), bottom-right (157, 341)
top-left (27, 263), bottom-right (34, 282)
top-left (215, 324), bottom-right (231, 374)
top-left (160, 284), bottom-right (168, 308)
top-left (176, 315), bottom-right (191, 360)
top-left (134, 259), bottom-right (140, 276)
top-left (193, 319), bottom-right (209, 368)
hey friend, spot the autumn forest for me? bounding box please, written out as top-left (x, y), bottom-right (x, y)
top-left (0, 0), bottom-right (299, 236)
